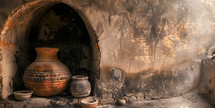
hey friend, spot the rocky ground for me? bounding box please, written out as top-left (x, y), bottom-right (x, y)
top-left (99, 89), bottom-right (213, 108)
top-left (0, 89), bottom-right (213, 108)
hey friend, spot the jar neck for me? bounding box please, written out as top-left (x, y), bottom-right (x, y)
top-left (35, 47), bottom-right (59, 61)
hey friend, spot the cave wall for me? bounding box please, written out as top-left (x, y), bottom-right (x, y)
top-left (0, 0), bottom-right (215, 104)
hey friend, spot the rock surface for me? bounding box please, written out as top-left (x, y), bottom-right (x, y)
top-left (0, 0), bottom-right (214, 103)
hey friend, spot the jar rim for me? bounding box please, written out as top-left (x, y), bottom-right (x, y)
top-left (72, 75), bottom-right (88, 80)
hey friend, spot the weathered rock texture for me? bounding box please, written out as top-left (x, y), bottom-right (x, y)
top-left (0, 0), bottom-right (214, 106)
top-left (199, 56), bottom-right (215, 105)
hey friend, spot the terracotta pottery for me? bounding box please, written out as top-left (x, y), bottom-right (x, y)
top-left (23, 47), bottom-right (71, 96)
top-left (81, 98), bottom-right (98, 108)
top-left (70, 75), bottom-right (91, 97)
top-left (14, 90), bottom-right (33, 101)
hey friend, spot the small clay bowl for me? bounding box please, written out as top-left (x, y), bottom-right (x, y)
top-left (14, 90), bottom-right (33, 101)
top-left (81, 98), bottom-right (98, 108)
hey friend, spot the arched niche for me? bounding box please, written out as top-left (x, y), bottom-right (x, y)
top-left (0, 0), bottom-right (100, 99)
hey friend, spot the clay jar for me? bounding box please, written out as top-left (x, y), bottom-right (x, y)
top-left (23, 47), bottom-right (71, 96)
top-left (70, 75), bottom-right (91, 97)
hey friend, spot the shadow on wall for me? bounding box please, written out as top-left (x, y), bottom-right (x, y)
top-left (92, 0), bottom-right (215, 73)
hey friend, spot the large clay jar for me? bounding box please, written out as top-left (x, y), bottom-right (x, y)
top-left (70, 75), bottom-right (91, 97)
top-left (23, 47), bottom-right (71, 96)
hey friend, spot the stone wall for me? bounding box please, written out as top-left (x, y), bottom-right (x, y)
top-left (0, 0), bottom-right (215, 105)
top-left (0, 0), bottom-right (35, 33)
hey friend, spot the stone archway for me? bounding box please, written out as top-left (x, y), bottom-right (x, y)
top-left (0, 0), bottom-right (101, 99)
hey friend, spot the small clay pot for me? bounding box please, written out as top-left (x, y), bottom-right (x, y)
top-left (70, 75), bottom-right (91, 97)
top-left (14, 90), bottom-right (33, 101)
top-left (81, 98), bottom-right (98, 108)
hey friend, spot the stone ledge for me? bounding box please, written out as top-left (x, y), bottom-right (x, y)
top-left (1, 95), bottom-right (97, 108)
